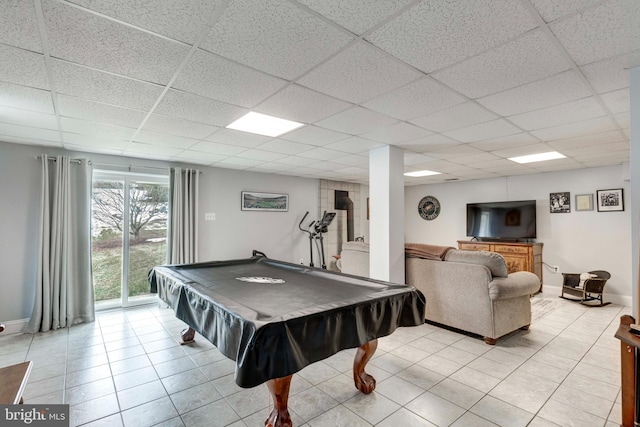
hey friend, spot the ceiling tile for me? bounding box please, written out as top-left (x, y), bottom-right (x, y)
top-left (531, 116), bottom-right (617, 141)
top-left (529, 0), bottom-right (602, 22)
top-left (507, 97), bottom-right (607, 131)
top-left (271, 156), bottom-right (318, 167)
top-left (235, 149), bottom-right (288, 162)
top-left (599, 89), bottom-right (630, 114)
top-left (189, 141), bottom-right (247, 156)
top-left (0, 135), bottom-right (60, 148)
top-left (205, 128), bottom-right (271, 148)
top-left (469, 133), bottom-right (539, 151)
top-left (51, 60), bottom-right (164, 111)
top-left (531, 160), bottom-right (584, 172)
top-left (253, 139), bottom-right (314, 155)
top-left (309, 161), bottom-right (350, 171)
top-left (315, 106), bottom-right (397, 135)
top-left (429, 145), bottom-right (485, 159)
top-left (297, 0), bottom-right (414, 35)
top-left (364, 77), bottom-right (466, 120)
top-left (133, 130), bottom-right (198, 149)
top-left (298, 147), bottom-right (348, 161)
top-left (404, 152), bottom-right (439, 166)
top-left (43, 0), bottom-right (190, 85)
top-left (255, 84), bottom-right (351, 124)
top-left (322, 136), bottom-right (385, 153)
top-left (123, 142), bottom-right (182, 157)
top-left (477, 70), bottom-right (592, 116)
top-left (395, 134), bottom-right (460, 152)
top-left (0, 105), bottom-right (58, 130)
top-left (330, 154), bottom-right (369, 166)
top-left (215, 156), bottom-right (265, 168)
top-left (409, 102), bottom-right (497, 133)
top-left (0, 0), bottom-right (42, 52)
top-left (580, 51), bottom-right (640, 93)
top-left (60, 117), bottom-right (136, 141)
top-left (549, 0), bottom-right (640, 66)
top-left (142, 114), bottom-right (218, 140)
top-left (575, 150), bottom-right (630, 165)
top-left (0, 44), bottom-right (49, 90)
top-left (57, 95), bottom-right (146, 129)
top-left (62, 132), bottom-right (128, 149)
top-left (562, 140), bottom-right (629, 157)
top-left (175, 150), bottom-right (228, 164)
top-left (248, 162), bottom-right (295, 173)
top-left (362, 122), bottom-right (431, 144)
top-left (491, 142), bottom-right (556, 158)
top-left (297, 41), bottom-right (421, 104)
top-left (68, 0), bottom-right (225, 44)
top-left (443, 119), bottom-right (521, 143)
top-left (173, 49), bottom-right (287, 108)
top-left (432, 29), bottom-right (571, 99)
top-left (546, 130), bottom-right (626, 150)
top-left (199, 0), bottom-right (354, 80)
top-left (64, 143), bottom-right (123, 155)
top-left (0, 122), bottom-right (60, 142)
top-left (0, 82), bottom-right (54, 114)
top-left (367, 0), bottom-right (537, 73)
top-left (448, 152), bottom-right (502, 165)
top-left (154, 89), bottom-right (248, 127)
top-left (280, 125), bottom-right (350, 146)
top-left (614, 111), bottom-right (630, 129)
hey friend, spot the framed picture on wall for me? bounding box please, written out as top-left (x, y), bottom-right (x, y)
top-left (549, 192), bottom-right (570, 213)
top-left (575, 193), bottom-right (593, 211)
top-left (241, 191), bottom-right (289, 211)
top-left (596, 188), bottom-right (624, 212)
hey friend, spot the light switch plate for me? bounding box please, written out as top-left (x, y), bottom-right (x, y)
top-left (205, 213), bottom-right (216, 220)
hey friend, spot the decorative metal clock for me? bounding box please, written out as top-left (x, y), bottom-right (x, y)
top-left (418, 196), bottom-right (440, 221)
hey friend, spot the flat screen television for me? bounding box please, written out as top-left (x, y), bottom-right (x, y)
top-left (466, 200), bottom-right (537, 241)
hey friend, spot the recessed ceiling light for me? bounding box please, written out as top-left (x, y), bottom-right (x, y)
top-left (226, 112), bottom-right (304, 137)
top-left (508, 151), bottom-right (566, 164)
top-left (404, 170), bottom-right (441, 177)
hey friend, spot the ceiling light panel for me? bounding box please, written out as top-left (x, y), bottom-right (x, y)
top-left (226, 112), bottom-right (304, 137)
top-left (508, 151), bottom-right (566, 163)
top-left (404, 170), bottom-right (441, 177)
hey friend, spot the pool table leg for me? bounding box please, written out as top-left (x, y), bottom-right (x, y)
top-left (353, 338), bottom-right (378, 394)
top-left (265, 375), bottom-right (293, 427)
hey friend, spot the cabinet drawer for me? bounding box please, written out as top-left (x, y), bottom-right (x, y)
top-left (493, 245), bottom-right (529, 254)
top-left (459, 243), bottom-right (490, 251)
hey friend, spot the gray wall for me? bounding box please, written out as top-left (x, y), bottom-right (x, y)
top-left (405, 165), bottom-right (632, 305)
top-left (0, 141), bottom-right (318, 323)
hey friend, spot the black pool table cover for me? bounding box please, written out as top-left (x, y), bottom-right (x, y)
top-left (149, 254), bottom-right (426, 388)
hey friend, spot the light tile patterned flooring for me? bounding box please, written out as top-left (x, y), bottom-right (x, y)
top-left (0, 294), bottom-right (627, 427)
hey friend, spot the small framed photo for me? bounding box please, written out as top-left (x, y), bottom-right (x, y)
top-left (575, 193), bottom-right (594, 212)
top-left (550, 192), bottom-right (570, 213)
top-left (596, 188), bottom-right (624, 212)
top-left (241, 191), bottom-right (289, 212)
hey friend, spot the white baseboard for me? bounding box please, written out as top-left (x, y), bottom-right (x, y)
top-left (543, 285), bottom-right (633, 308)
top-left (0, 318), bottom-right (29, 335)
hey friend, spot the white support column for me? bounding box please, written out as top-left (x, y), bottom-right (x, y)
top-left (369, 145), bottom-right (405, 283)
top-left (630, 66), bottom-right (639, 319)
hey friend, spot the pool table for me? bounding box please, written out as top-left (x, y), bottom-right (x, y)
top-left (149, 252), bottom-right (425, 427)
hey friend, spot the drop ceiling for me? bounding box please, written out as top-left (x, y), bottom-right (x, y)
top-left (0, 0), bottom-right (637, 185)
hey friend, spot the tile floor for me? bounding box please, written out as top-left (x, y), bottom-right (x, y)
top-left (0, 294), bottom-right (627, 427)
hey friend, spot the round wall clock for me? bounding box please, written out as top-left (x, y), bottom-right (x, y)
top-left (418, 196), bottom-right (441, 221)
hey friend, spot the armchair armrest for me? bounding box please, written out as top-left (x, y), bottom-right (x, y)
top-left (489, 271), bottom-right (540, 300)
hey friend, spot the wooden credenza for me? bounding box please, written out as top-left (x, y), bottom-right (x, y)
top-left (457, 240), bottom-right (543, 290)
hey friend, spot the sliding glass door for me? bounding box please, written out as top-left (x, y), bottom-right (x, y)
top-left (91, 171), bottom-right (169, 309)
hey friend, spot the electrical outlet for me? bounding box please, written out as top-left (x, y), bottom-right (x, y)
top-left (205, 213), bottom-right (216, 221)
top-left (552, 265), bottom-right (559, 273)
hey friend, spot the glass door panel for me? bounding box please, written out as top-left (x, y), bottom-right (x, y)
top-left (126, 180), bottom-right (168, 304)
top-left (91, 172), bottom-right (168, 309)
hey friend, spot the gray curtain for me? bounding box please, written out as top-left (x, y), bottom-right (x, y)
top-left (167, 167), bottom-right (199, 264)
top-left (28, 155), bottom-right (94, 333)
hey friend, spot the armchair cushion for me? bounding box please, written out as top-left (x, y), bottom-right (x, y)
top-left (489, 272), bottom-right (541, 300)
top-left (444, 249), bottom-right (509, 278)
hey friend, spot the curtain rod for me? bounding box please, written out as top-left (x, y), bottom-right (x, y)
top-left (37, 155), bottom-right (83, 164)
top-left (92, 162), bottom-right (202, 174)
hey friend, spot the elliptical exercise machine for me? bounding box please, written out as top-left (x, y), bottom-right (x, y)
top-left (298, 211), bottom-right (336, 269)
